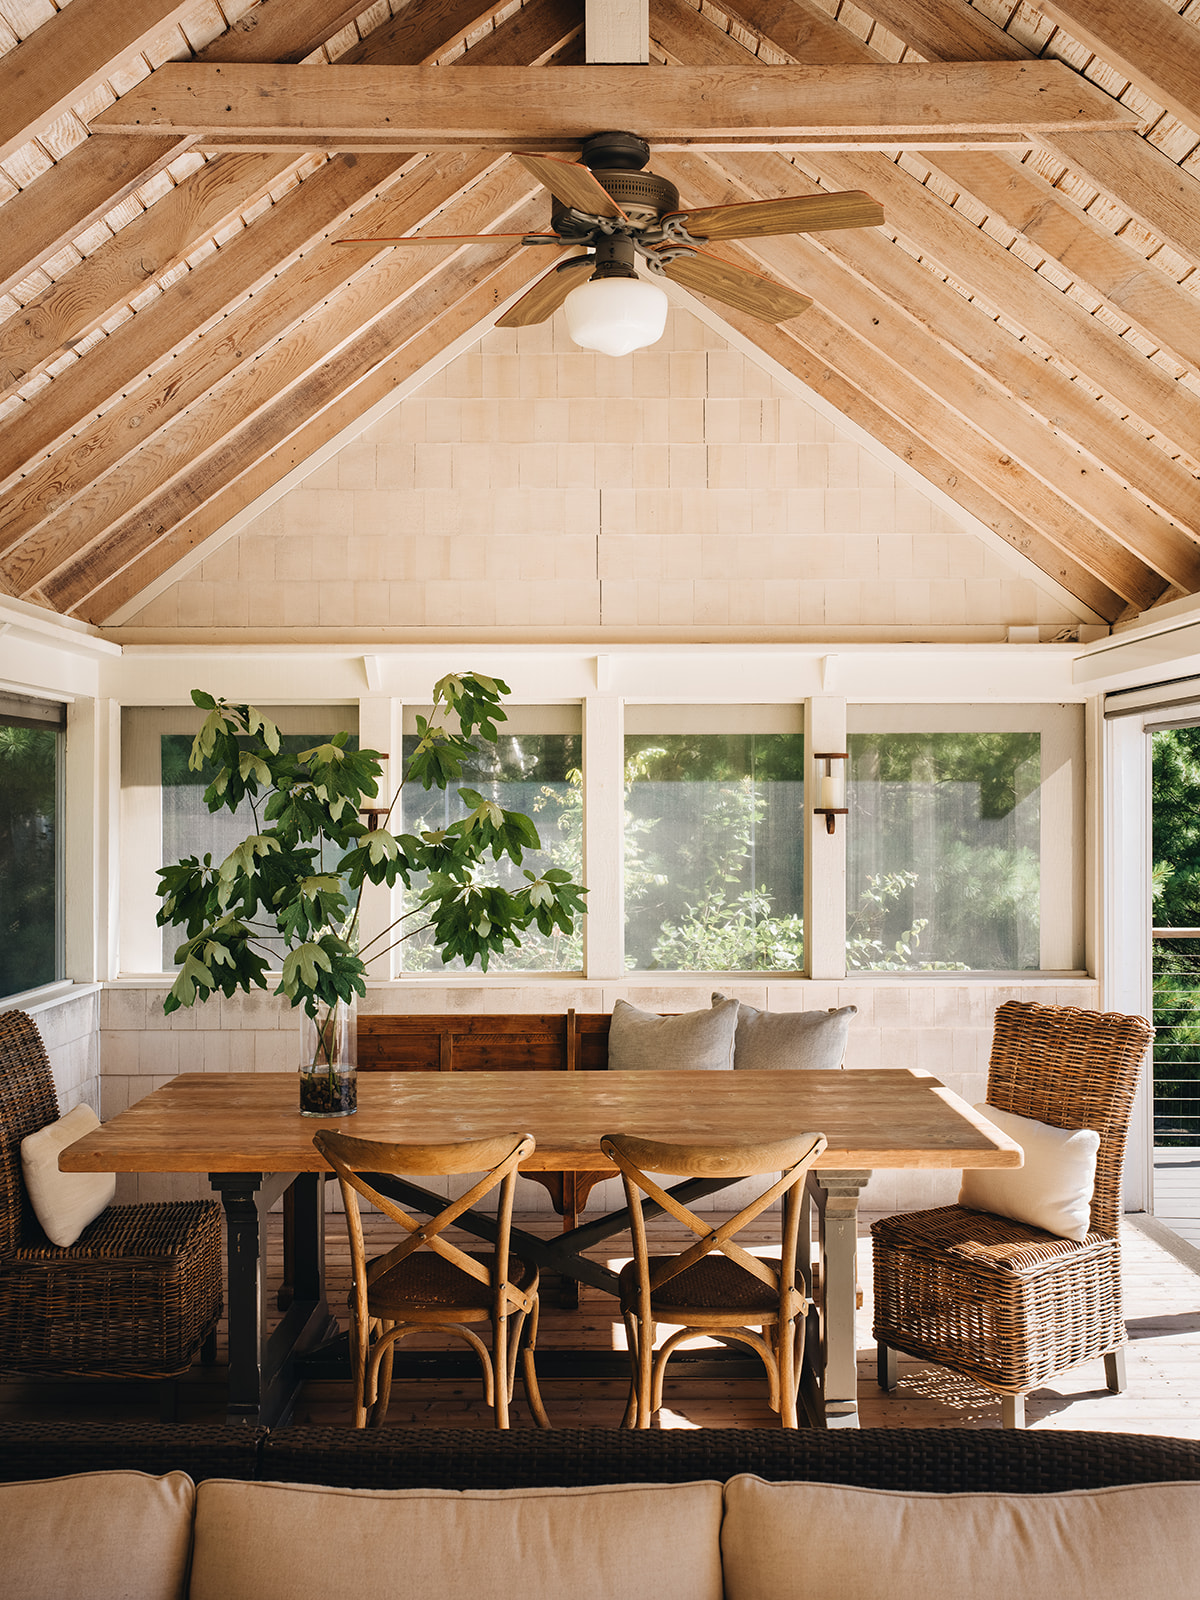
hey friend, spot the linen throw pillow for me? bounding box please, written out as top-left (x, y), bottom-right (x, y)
top-left (958, 1102), bottom-right (1100, 1242)
top-left (21, 1103), bottom-right (116, 1247)
top-left (607, 997), bottom-right (738, 1071)
top-left (712, 994), bottom-right (856, 1070)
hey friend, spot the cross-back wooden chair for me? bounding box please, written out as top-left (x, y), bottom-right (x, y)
top-left (872, 1000), bottom-right (1154, 1428)
top-left (313, 1128), bottom-right (550, 1430)
top-left (600, 1130), bottom-right (828, 1429)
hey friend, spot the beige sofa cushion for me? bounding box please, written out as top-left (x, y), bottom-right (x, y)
top-left (721, 1475), bottom-right (1200, 1600)
top-left (0, 1470), bottom-right (194, 1600)
top-left (191, 1477), bottom-right (723, 1600)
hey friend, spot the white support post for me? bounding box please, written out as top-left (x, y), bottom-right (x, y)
top-left (65, 696), bottom-right (120, 982)
top-left (356, 697), bottom-right (402, 981)
top-left (806, 697), bottom-right (847, 981)
top-left (1101, 707), bottom-right (1154, 1212)
top-left (585, 0), bottom-right (648, 62)
top-left (583, 692), bottom-right (624, 979)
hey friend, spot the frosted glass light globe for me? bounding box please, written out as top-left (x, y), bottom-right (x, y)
top-left (563, 275), bottom-right (669, 357)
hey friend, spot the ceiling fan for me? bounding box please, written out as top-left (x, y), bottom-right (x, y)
top-left (338, 131), bottom-right (884, 355)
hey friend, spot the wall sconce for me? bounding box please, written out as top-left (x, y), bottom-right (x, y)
top-left (813, 751), bottom-right (848, 835)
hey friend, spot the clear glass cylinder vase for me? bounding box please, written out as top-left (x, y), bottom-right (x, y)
top-left (299, 995), bottom-right (357, 1117)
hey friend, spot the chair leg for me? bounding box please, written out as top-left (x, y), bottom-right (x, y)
top-left (1001, 1391), bottom-right (1026, 1429)
top-left (877, 1341), bottom-right (898, 1391)
top-left (1104, 1346), bottom-right (1127, 1393)
top-left (200, 1328), bottom-right (218, 1365)
top-left (371, 1330), bottom-right (396, 1427)
top-left (493, 1311), bottom-right (510, 1429)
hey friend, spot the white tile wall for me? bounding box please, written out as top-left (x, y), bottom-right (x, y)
top-left (122, 312), bottom-right (1086, 635)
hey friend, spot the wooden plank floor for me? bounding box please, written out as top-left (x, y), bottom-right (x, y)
top-left (1154, 1147), bottom-right (1200, 1251)
top-left (3, 1210), bottom-right (1200, 1434)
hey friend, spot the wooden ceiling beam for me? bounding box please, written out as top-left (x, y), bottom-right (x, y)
top-left (798, 147), bottom-right (1200, 468)
top-left (711, 0), bottom-right (1200, 381)
top-left (922, 150), bottom-right (1200, 380)
top-left (701, 148), bottom-right (1200, 558)
top-left (0, 0), bottom-right (580, 480)
top-left (850, 0), bottom-right (1200, 266)
top-left (44, 242), bottom-right (552, 620)
top-left (1031, 0), bottom-right (1200, 135)
top-left (0, 134), bottom-right (191, 304)
top-left (88, 61), bottom-right (1135, 147)
top-left (654, 152), bottom-right (1200, 595)
top-left (653, 5), bottom-right (1200, 552)
top-left (0, 0), bottom-right (195, 167)
top-left (0, 156), bottom-right (535, 569)
top-left (0, 0), bottom-right (431, 314)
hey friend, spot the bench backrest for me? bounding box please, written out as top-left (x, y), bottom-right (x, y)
top-left (358, 1011), bottom-right (612, 1074)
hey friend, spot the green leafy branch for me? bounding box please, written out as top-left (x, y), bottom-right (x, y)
top-left (157, 673), bottom-right (588, 1021)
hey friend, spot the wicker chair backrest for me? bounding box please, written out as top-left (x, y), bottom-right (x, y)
top-left (985, 1000), bottom-right (1153, 1239)
top-left (0, 1010), bottom-right (59, 1255)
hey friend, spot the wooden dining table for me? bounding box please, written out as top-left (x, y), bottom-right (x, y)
top-left (60, 1067), bottom-right (1021, 1429)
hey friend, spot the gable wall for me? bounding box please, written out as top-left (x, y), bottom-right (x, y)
top-left (122, 311), bottom-right (1084, 640)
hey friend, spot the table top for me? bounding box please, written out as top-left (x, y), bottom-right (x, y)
top-left (60, 1069), bottom-right (1023, 1175)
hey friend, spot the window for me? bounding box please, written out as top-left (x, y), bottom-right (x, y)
top-left (845, 706), bottom-right (1083, 973)
top-left (623, 707), bottom-right (804, 972)
top-left (121, 706), bottom-right (358, 973)
top-left (0, 695), bottom-right (64, 998)
top-left (400, 705), bottom-right (582, 972)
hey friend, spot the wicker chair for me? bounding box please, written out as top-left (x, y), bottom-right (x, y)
top-left (600, 1129), bottom-right (828, 1428)
top-left (0, 1010), bottom-right (223, 1386)
top-left (314, 1127), bottom-right (550, 1429)
top-left (872, 1000), bottom-right (1154, 1428)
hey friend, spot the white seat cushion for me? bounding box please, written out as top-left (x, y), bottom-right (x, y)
top-left (191, 1477), bottom-right (723, 1600)
top-left (721, 1475), bottom-right (1200, 1600)
top-left (958, 1102), bottom-right (1100, 1242)
top-left (21, 1104), bottom-right (116, 1247)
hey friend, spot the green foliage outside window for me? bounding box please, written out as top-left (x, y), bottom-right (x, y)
top-left (847, 731), bottom-right (1040, 971)
top-left (0, 724), bottom-right (58, 998)
top-left (1151, 726), bottom-right (1200, 1143)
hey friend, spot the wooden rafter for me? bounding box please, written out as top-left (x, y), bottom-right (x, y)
top-left (712, 0), bottom-right (1200, 381)
top-left (54, 240), bottom-right (554, 622)
top-left (849, 0), bottom-right (1200, 265)
top-left (1032, 0), bottom-right (1200, 135)
top-left (87, 61), bottom-right (1135, 149)
top-left (0, 0), bottom-right (195, 166)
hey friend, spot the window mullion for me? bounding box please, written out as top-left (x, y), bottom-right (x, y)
top-left (806, 696), bottom-right (847, 981)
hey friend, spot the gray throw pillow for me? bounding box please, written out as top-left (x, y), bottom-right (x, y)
top-left (607, 997), bottom-right (739, 1071)
top-left (712, 994), bottom-right (857, 1070)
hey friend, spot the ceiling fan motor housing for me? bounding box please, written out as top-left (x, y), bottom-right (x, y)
top-left (552, 169), bottom-right (680, 234)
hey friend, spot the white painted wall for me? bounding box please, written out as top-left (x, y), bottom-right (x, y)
top-left (116, 311), bottom-right (1085, 643)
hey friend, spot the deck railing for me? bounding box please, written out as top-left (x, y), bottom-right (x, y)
top-left (1153, 930), bottom-right (1200, 1145)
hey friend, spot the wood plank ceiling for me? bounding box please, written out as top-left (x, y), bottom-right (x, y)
top-left (2, 0), bottom-right (1200, 629)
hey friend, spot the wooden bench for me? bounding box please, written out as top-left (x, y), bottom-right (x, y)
top-left (358, 1011), bottom-right (616, 1229)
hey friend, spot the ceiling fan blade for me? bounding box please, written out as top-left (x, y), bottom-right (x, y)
top-left (660, 251), bottom-right (813, 322)
top-left (496, 256), bottom-right (595, 327)
top-left (666, 191), bottom-right (884, 241)
top-left (513, 153), bottom-right (626, 220)
top-left (335, 232), bottom-right (565, 246)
